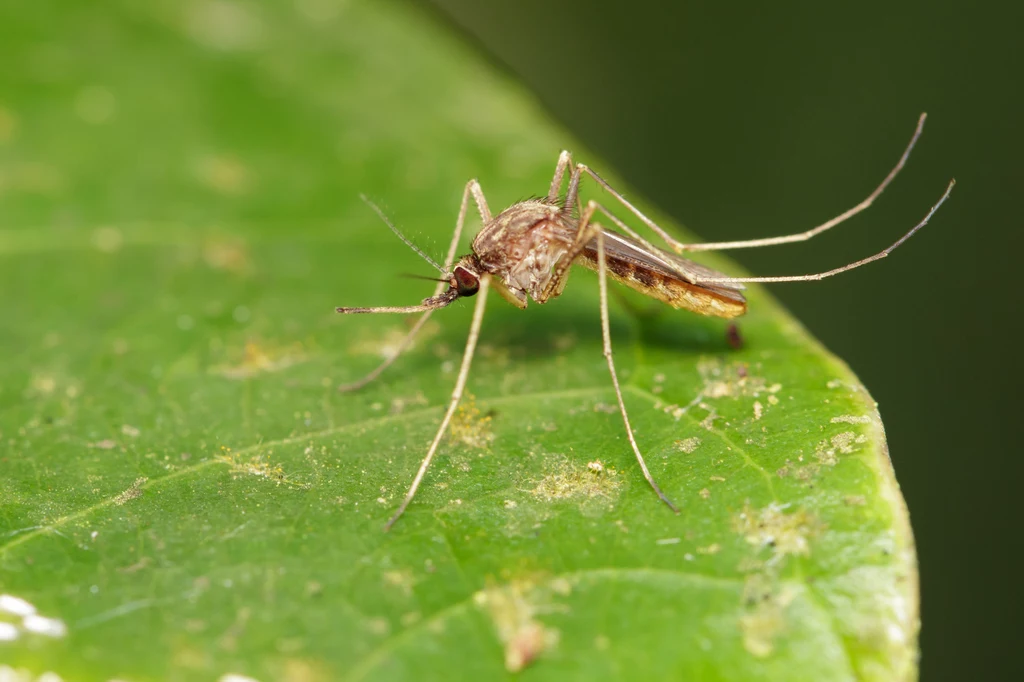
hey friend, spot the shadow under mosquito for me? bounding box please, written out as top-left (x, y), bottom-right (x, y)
top-left (443, 286), bottom-right (738, 361)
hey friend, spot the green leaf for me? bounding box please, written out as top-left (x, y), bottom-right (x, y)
top-left (0, 1), bottom-right (917, 680)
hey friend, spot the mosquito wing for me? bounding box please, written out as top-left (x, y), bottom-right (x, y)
top-left (577, 227), bottom-right (747, 318)
top-left (587, 228), bottom-right (747, 296)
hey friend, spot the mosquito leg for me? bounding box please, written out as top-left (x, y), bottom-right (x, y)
top-left (580, 113), bottom-right (930, 254)
top-left (595, 228), bottom-right (680, 514)
top-left (338, 180), bottom-right (491, 393)
top-left (684, 113), bottom-right (928, 252)
top-left (383, 276), bottom-right (491, 531)
top-left (337, 312), bottom-right (438, 392)
top-left (539, 198), bottom-right (601, 301)
top-left (548, 150), bottom-right (573, 203)
top-left (691, 179), bottom-right (955, 284)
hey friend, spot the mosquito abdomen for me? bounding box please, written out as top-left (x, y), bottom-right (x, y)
top-left (577, 248), bottom-right (747, 319)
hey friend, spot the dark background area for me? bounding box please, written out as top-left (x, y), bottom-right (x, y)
top-left (427, 1), bottom-right (1021, 680)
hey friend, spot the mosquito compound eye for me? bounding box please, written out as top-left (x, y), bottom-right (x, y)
top-left (453, 266), bottom-right (480, 297)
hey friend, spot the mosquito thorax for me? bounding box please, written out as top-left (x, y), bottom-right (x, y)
top-left (470, 199), bottom-right (577, 302)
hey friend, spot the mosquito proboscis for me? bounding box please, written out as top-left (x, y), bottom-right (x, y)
top-left (335, 113), bottom-right (954, 531)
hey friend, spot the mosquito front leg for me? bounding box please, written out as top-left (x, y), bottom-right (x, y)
top-left (594, 227), bottom-right (680, 514)
top-left (338, 180), bottom-right (492, 393)
top-left (383, 276), bottom-right (491, 531)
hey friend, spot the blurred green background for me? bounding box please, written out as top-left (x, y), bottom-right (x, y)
top-left (426, 1), bottom-right (1021, 680)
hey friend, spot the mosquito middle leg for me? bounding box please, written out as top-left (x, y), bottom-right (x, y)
top-left (383, 276), bottom-right (491, 531)
top-left (594, 228), bottom-right (680, 514)
top-left (338, 180), bottom-right (492, 392)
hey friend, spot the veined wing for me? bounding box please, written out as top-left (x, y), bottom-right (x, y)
top-left (585, 228), bottom-right (746, 298)
top-left (576, 227), bottom-right (747, 318)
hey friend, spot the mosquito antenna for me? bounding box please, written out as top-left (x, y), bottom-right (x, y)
top-left (360, 194), bottom-right (445, 274)
top-left (399, 272), bottom-right (449, 283)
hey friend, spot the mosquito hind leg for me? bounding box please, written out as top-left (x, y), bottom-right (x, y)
top-left (579, 113), bottom-right (929, 254)
top-left (687, 179), bottom-right (954, 284)
top-left (338, 180), bottom-right (492, 392)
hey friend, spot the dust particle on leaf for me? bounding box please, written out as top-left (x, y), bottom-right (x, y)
top-left (449, 394), bottom-right (494, 449)
top-left (531, 458), bottom-right (621, 504)
top-left (382, 569), bottom-right (417, 597)
top-left (697, 357), bottom-right (768, 399)
top-left (831, 414), bottom-right (871, 425)
top-left (675, 437), bottom-right (701, 454)
top-left (739, 575), bottom-right (798, 658)
top-left (474, 578), bottom-right (565, 673)
top-left (216, 449), bottom-right (304, 487)
top-left (214, 340), bottom-right (306, 379)
top-left (113, 477), bottom-right (147, 506)
top-left (830, 431), bottom-right (864, 454)
top-left (347, 320), bottom-right (439, 361)
top-left (733, 502), bottom-right (821, 564)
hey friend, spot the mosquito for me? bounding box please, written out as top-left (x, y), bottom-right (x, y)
top-left (336, 113), bottom-right (954, 531)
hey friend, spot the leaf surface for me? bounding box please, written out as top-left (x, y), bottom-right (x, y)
top-left (0, 1), bottom-right (917, 680)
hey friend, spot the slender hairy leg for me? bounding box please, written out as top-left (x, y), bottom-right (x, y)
top-left (383, 276), bottom-right (491, 531)
top-left (578, 113), bottom-right (930, 254)
top-left (548, 150), bottom-right (573, 203)
top-left (539, 196), bottom-right (603, 301)
top-left (338, 180), bottom-right (491, 392)
top-left (595, 228), bottom-right (680, 513)
top-left (690, 179), bottom-right (954, 284)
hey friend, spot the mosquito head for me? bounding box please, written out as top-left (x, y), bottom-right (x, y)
top-left (451, 263), bottom-right (480, 298)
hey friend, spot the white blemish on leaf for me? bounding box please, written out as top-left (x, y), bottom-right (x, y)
top-left (739, 576), bottom-right (798, 657)
top-left (449, 394), bottom-right (494, 449)
top-left (830, 431), bottom-right (861, 454)
top-left (733, 502), bottom-right (820, 565)
top-left (21, 614), bottom-right (67, 638)
top-left (831, 414), bottom-right (871, 424)
top-left (0, 594), bottom-right (36, 617)
top-left (474, 579), bottom-right (565, 672)
top-left (675, 437), bottom-right (701, 453)
top-left (112, 477), bottom-right (147, 506)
